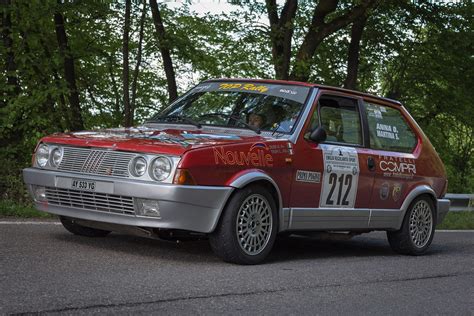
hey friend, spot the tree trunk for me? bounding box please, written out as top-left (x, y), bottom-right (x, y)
top-left (130, 1), bottom-right (147, 125)
top-left (343, 14), bottom-right (368, 90)
top-left (1, 0), bottom-right (20, 106)
top-left (150, 0), bottom-right (178, 102)
top-left (122, 0), bottom-right (131, 127)
top-left (289, 0), bottom-right (377, 82)
top-left (54, 6), bottom-right (84, 131)
top-left (265, 0), bottom-right (298, 80)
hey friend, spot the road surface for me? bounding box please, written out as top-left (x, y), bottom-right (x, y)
top-left (1, 220), bottom-right (472, 315)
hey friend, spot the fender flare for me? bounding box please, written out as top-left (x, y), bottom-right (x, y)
top-left (228, 170), bottom-right (285, 232)
top-left (397, 185), bottom-right (437, 229)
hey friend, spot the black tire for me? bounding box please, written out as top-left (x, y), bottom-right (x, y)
top-left (209, 185), bottom-right (278, 265)
top-left (60, 216), bottom-right (111, 237)
top-left (387, 196), bottom-right (436, 255)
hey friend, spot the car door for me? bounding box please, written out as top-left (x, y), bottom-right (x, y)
top-left (362, 101), bottom-right (420, 229)
top-left (288, 91), bottom-right (375, 230)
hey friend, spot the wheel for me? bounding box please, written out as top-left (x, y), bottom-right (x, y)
top-left (209, 185), bottom-right (278, 264)
top-left (387, 196), bottom-right (435, 255)
top-left (60, 216), bottom-right (111, 237)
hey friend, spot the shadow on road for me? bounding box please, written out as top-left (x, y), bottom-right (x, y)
top-left (50, 230), bottom-right (415, 264)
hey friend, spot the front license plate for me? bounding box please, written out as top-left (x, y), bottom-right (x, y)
top-left (71, 179), bottom-right (96, 191)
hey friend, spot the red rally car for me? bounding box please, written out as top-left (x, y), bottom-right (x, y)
top-left (23, 79), bottom-right (450, 264)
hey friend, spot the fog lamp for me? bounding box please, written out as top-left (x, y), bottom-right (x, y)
top-left (33, 186), bottom-right (47, 202)
top-left (136, 199), bottom-right (161, 217)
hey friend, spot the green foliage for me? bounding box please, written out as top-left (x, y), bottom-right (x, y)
top-left (437, 211), bottom-right (474, 230)
top-left (0, 199), bottom-right (53, 218)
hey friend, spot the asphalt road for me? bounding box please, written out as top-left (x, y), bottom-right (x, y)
top-left (1, 221), bottom-right (473, 315)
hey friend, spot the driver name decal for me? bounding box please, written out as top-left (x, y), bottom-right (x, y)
top-left (319, 145), bottom-right (359, 208)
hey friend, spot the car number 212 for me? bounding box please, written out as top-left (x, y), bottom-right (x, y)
top-left (319, 145), bottom-right (359, 208)
top-left (326, 173), bottom-right (353, 206)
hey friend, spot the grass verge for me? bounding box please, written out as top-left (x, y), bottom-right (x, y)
top-left (437, 211), bottom-right (474, 230)
top-left (0, 200), bottom-right (53, 218)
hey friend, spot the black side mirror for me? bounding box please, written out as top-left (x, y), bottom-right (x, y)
top-left (309, 126), bottom-right (327, 143)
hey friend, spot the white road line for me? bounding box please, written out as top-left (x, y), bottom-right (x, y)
top-left (0, 221), bottom-right (61, 225)
top-left (437, 230), bottom-right (474, 233)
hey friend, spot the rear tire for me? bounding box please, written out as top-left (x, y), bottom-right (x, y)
top-left (387, 196), bottom-right (435, 255)
top-left (60, 216), bottom-right (111, 237)
top-left (209, 185), bottom-right (278, 265)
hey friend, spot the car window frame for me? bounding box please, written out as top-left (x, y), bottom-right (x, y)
top-left (312, 91), bottom-right (368, 148)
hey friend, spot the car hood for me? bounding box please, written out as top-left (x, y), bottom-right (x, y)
top-left (40, 125), bottom-right (269, 156)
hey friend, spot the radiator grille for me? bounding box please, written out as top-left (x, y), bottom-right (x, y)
top-left (45, 187), bottom-right (135, 215)
top-left (58, 147), bottom-right (135, 177)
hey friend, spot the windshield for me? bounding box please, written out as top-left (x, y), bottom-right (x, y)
top-left (149, 81), bottom-right (311, 134)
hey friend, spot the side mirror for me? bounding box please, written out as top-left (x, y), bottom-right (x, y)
top-left (309, 126), bottom-right (327, 143)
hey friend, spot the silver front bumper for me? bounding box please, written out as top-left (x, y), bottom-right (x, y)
top-left (23, 168), bottom-right (233, 233)
top-left (437, 198), bottom-right (450, 225)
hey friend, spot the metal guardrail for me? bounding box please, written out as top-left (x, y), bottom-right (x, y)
top-left (445, 193), bottom-right (474, 212)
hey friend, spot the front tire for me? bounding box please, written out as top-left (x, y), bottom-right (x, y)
top-left (209, 185), bottom-right (278, 264)
top-left (60, 216), bottom-right (111, 237)
top-left (387, 196), bottom-right (435, 255)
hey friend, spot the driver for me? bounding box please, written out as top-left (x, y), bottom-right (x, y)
top-left (247, 113), bottom-right (265, 129)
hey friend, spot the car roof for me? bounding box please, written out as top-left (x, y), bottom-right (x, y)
top-left (205, 78), bottom-right (402, 107)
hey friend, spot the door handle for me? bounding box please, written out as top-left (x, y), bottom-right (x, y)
top-left (367, 157), bottom-right (376, 171)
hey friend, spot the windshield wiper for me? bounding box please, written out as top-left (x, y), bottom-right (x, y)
top-left (148, 115), bottom-right (202, 129)
top-left (200, 113), bottom-right (261, 134)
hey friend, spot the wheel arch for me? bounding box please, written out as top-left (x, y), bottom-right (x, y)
top-left (227, 170), bottom-right (284, 232)
top-left (397, 185), bottom-right (437, 229)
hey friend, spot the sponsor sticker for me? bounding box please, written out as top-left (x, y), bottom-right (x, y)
top-left (379, 155), bottom-right (416, 179)
top-left (296, 170), bottom-right (321, 183)
top-left (392, 183), bottom-right (402, 202)
top-left (213, 144), bottom-right (274, 167)
top-left (319, 145), bottom-right (359, 208)
top-left (380, 182), bottom-right (389, 200)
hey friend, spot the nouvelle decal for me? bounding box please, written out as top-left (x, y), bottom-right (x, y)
top-left (213, 143), bottom-right (273, 167)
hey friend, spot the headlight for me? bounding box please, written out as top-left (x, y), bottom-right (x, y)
top-left (150, 156), bottom-right (172, 181)
top-left (36, 144), bottom-right (49, 168)
top-left (130, 156), bottom-right (147, 177)
top-left (50, 147), bottom-right (63, 168)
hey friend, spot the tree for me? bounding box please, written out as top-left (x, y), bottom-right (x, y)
top-left (1, 0), bottom-right (20, 107)
top-left (150, 0), bottom-right (177, 102)
top-left (122, 0), bottom-right (131, 127)
top-left (265, 0), bottom-right (297, 80)
top-left (343, 13), bottom-right (368, 90)
top-left (54, 2), bottom-right (84, 131)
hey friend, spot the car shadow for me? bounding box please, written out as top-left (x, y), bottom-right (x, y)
top-left (51, 230), bottom-right (414, 265)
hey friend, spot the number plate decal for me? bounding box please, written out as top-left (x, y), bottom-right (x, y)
top-left (319, 145), bottom-right (359, 208)
top-left (71, 179), bottom-right (96, 191)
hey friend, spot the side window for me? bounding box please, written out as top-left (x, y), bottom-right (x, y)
top-left (319, 96), bottom-right (362, 145)
top-left (365, 102), bottom-right (417, 153)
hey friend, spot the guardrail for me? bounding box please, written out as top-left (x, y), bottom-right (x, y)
top-left (445, 193), bottom-right (474, 212)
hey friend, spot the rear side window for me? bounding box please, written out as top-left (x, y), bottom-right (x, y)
top-left (365, 102), bottom-right (417, 153)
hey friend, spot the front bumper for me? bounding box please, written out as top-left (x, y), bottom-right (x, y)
top-left (437, 198), bottom-right (450, 225)
top-left (23, 168), bottom-right (233, 233)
